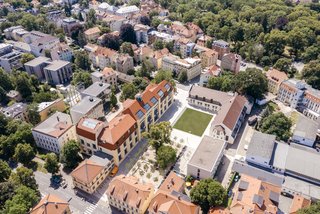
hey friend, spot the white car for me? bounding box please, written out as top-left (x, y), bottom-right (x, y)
top-left (244, 144), bottom-right (249, 150)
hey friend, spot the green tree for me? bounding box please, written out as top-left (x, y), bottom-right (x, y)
top-left (153, 39), bottom-right (164, 50)
top-left (44, 153), bottom-right (59, 175)
top-left (273, 58), bottom-right (296, 77)
top-left (27, 104), bottom-right (41, 125)
top-left (298, 202), bottom-right (320, 214)
top-left (156, 145), bottom-right (176, 169)
top-left (120, 23), bottom-right (137, 44)
top-left (120, 42), bottom-right (134, 56)
top-left (207, 74), bottom-right (234, 92)
top-left (0, 181), bottom-right (15, 209)
top-left (110, 92), bottom-right (117, 108)
top-left (0, 69), bottom-right (13, 91)
top-left (143, 121), bottom-right (172, 152)
top-left (33, 91), bottom-right (59, 103)
top-left (74, 51), bottom-right (91, 70)
top-left (20, 53), bottom-right (35, 64)
top-left (13, 143), bottom-right (35, 165)
top-left (86, 9), bottom-right (97, 28)
top-left (120, 83), bottom-right (138, 100)
top-left (101, 34), bottom-right (120, 50)
top-left (0, 86), bottom-right (7, 103)
top-left (154, 70), bottom-right (173, 83)
top-left (72, 70), bottom-right (93, 88)
top-left (3, 185), bottom-right (40, 214)
top-left (77, 29), bottom-right (87, 47)
top-left (0, 160), bottom-right (11, 182)
top-left (177, 70), bottom-right (188, 83)
top-left (16, 73), bottom-right (33, 100)
top-left (9, 167), bottom-right (38, 190)
top-left (133, 77), bottom-right (148, 90)
top-left (260, 112), bottom-right (292, 141)
top-left (302, 60), bottom-right (320, 90)
top-left (60, 140), bottom-right (82, 169)
top-left (151, 17), bottom-right (161, 28)
top-left (190, 178), bottom-right (227, 213)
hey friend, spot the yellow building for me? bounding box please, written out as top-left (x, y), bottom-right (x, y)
top-left (38, 98), bottom-right (66, 122)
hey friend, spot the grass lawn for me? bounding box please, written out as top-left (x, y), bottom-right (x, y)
top-left (173, 108), bottom-right (213, 136)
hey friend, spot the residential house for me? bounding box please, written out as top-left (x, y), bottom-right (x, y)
top-left (266, 68), bottom-right (288, 95)
top-left (212, 40), bottom-right (230, 60)
top-left (106, 175), bottom-right (154, 214)
top-left (81, 82), bottom-right (111, 103)
top-left (87, 45), bottom-right (117, 69)
top-left (116, 71), bottom-right (135, 84)
top-left (71, 151), bottom-right (114, 194)
top-left (292, 115), bottom-right (318, 147)
top-left (187, 135), bottom-right (226, 179)
top-left (0, 49), bottom-right (23, 72)
top-left (24, 56), bottom-right (51, 80)
top-left (194, 45), bottom-right (218, 68)
top-left (4, 26), bottom-right (28, 41)
top-left (50, 43), bottom-right (73, 62)
top-left (289, 195), bottom-right (311, 214)
top-left (91, 67), bottom-right (118, 86)
top-left (1, 102), bottom-right (28, 121)
top-left (61, 18), bottom-right (81, 36)
top-left (25, 31), bottom-right (60, 57)
top-left (158, 171), bottom-right (185, 193)
top-left (115, 5), bottom-right (140, 17)
top-left (30, 194), bottom-right (71, 214)
top-left (6, 90), bottom-right (22, 102)
top-left (230, 174), bottom-right (281, 214)
top-left (174, 38), bottom-right (195, 59)
top-left (114, 54), bottom-right (134, 74)
top-left (37, 98), bottom-right (66, 122)
top-left (134, 24), bottom-right (150, 44)
top-left (102, 14), bottom-right (126, 32)
top-left (301, 87), bottom-right (320, 121)
top-left (84, 27), bottom-right (101, 42)
top-left (199, 65), bottom-right (221, 86)
top-left (150, 48), bottom-right (170, 70)
top-left (43, 60), bottom-right (73, 85)
top-left (162, 55), bottom-right (202, 81)
top-left (134, 45), bottom-right (154, 63)
top-left (197, 35), bottom-right (212, 47)
top-left (188, 85), bottom-right (252, 144)
top-left (221, 53), bottom-right (241, 73)
top-left (70, 96), bottom-right (104, 124)
top-left (32, 112), bottom-right (77, 153)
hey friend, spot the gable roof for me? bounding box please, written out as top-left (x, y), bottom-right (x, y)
top-left (30, 194), bottom-right (69, 214)
top-left (159, 171), bottom-right (185, 193)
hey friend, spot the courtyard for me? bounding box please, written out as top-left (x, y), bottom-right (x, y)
top-left (173, 108), bottom-right (213, 136)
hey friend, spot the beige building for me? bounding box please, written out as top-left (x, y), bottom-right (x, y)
top-left (38, 98), bottom-right (66, 122)
top-left (91, 67), bottom-right (118, 86)
top-left (71, 151), bottom-right (114, 194)
top-left (266, 68), bottom-right (288, 94)
top-left (114, 54), bottom-right (134, 74)
top-left (30, 194), bottom-right (71, 214)
top-left (106, 175), bottom-right (154, 214)
top-left (199, 48), bottom-right (218, 68)
top-left (84, 27), bottom-right (101, 42)
top-left (212, 40), bottom-right (230, 60)
top-left (221, 53), bottom-right (241, 73)
top-left (86, 44), bottom-right (117, 69)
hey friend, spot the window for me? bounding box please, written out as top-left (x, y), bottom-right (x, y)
top-left (164, 83), bottom-right (170, 91)
top-left (144, 103), bottom-right (151, 111)
top-left (136, 110), bottom-right (144, 119)
top-left (157, 90), bottom-right (164, 97)
top-left (93, 144), bottom-right (96, 149)
top-left (150, 97), bottom-right (158, 104)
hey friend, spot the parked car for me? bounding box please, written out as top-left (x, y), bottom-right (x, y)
top-left (248, 115), bottom-right (258, 126)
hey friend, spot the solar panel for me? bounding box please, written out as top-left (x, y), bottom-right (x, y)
top-left (83, 119), bottom-right (99, 129)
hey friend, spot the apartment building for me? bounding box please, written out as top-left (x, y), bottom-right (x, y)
top-left (26, 31), bottom-right (60, 57)
top-left (134, 24), bottom-right (150, 44)
top-left (84, 27), bottom-right (101, 42)
top-left (70, 96), bottom-right (104, 124)
top-left (32, 112), bottom-right (77, 153)
top-left (196, 47), bottom-right (218, 68)
top-left (24, 56), bottom-right (51, 80)
top-left (81, 82), bottom-right (111, 103)
top-left (106, 175), bottom-right (154, 214)
top-left (196, 35), bottom-right (212, 47)
top-left (61, 18), bottom-right (81, 36)
top-left (114, 54), bottom-right (134, 74)
top-left (4, 26), bottom-right (28, 41)
top-left (116, 5), bottom-right (140, 17)
top-left (277, 79), bottom-right (320, 121)
top-left (50, 43), bottom-right (73, 62)
top-left (30, 194), bottom-right (71, 214)
top-left (1, 102), bottom-right (28, 121)
top-left (91, 67), bottom-right (118, 86)
top-left (43, 60), bottom-right (72, 85)
top-left (87, 45), bottom-right (117, 69)
top-left (71, 151), bottom-right (114, 194)
top-left (212, 40), bottom-right (230, 60)
top-left (174, 38), bottom-right (195, 59)
top-left (199, 65), bottom-right (221, 86)
top-left (162, 55), bottom-right (201, 81)
top-left (101, 14), bottom-right (126, 31)
top-left (292, 115), bottom-right (318, 147)
top-left (188, 85), bottom-right (252, 144)
top-left (266, 68), bottom-right (288, 95)
top-left (0, 49), bottom-right (23, 72)
top-left (221, 53), bottom-right (241, 73)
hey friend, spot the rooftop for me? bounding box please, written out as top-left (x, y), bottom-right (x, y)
top-left (84, 27), bottom-right (101, 35)
top-left (81, 82), bottom-right (111, 98)
top-left (289, 195), bottom-right (311, 213)
top-left (71, 96), bottom-right (102, 114)
top-left (76, 117), bottom-right (105, 141)
top-left (116, 5), bottom-right (139, 14)
top-left (2, 102), bottom-right (27, 118)
top-left (293, 114), bottom-right (318, 141)
top-left (188, 135), bottom-right (226, 172)
top-left (246, 131), bottom-right (276, 161)
top-left (44, 60), bottom-right (70, 71)
top-left (24, 56), bottom-right (50, 67)
top-left (159, 171), bottom-right (185, 193)
top-left (30, 194), bottom-right (69, 214)
top-left (266, 68), bottom-right (288, 84)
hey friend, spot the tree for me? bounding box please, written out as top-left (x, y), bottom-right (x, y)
top-left (135, 61), bottom-right (152, 78)
top-left (302, 60), bottom-right (320, 90)
top-left (16, 73), bottom-right (33, 100)
top-left (154, 70), bottom-right (173, 83)
top-left (156, 145), bottom-right (176, 169)
top-left (120, 42), bottom-right (134, 56)
top-left (143, 121), bottom-right (172, 152)
top-left (101, 34), bottom-right (120, 50)
top-left (27, 104), bottom-right (41, 126)
top-left (151, 17), bottom-right (161, 28)
top-left (74, 51), bottom-right (91, 70)
top-left (110, 92), bottom-right (117, 108)
top-left (77, 29), bottom-right (87, 47)
top-left (133, 77), bottom-right (148, 90)
top-left (44, 153), bottom-right (59, 175)
top-left (260, 112), bottom-right (292, 141)
top-left (120, 83), bottom-right (138, 100)
top-left (20, 53), bottom-right (35, 64)
top-left (190, 178), bottom-right (227, 213)
top-left (207, 75), bottom-right (234, 92)
top-left (298, 202), bottom-right (320, 214)
top-left (72, 70), bottom-right (93, 88)
top-left (177, 70), bottom-right (188, 83)
top-left (13, 143), bottom-right (35, 165)
top-left (120, 23), bottom-right (137, 44)
top-left (86, 9), bottom-right (97, 28)
top-left (0, 181), bottom-right (15, 209)
top-left (0, 160), bottom-right (11, 182)
top-left (140, 16), bottom-right (151, 26)
top-left (9, 167), bottom-right (38, 190)
top-left (33, 91), bottom-right (59, 103)
top-left (0, 69), bottom-right (13, 91)
top-left (273, 58), bottom-right (296, 77)
top-left (153, 39), bottom-right (164, 50)
top-left (60, 140), bottom-right (82, 169)
top-left (3, 185), bottom-right (40, 214)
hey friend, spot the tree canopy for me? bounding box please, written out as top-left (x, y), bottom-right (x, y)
top-left (13, 143), bottom-right (35, 165)
top-left (143, 121), bottom-right (172, 152)
top-left (260, 112), bottom-right (292, 141)
top-left (74, 51), bottom-right (91, 71)
top-left (120, 23), bottom-right (137, 44)
top-left (120, 83), bottom-right (139, 100)
top-left (60, 140), bottom-right (82, 169)
top-left (0, 160), bottom-right (11, 182)
top-left (302, 60), bottom-right (320, 90)
top-left (44, 153), bottom-right (59, 175)
top-left (298, 202), bottom-right (320, 214)
top-left (72, 70), bottom-right (93, 88)
top-left (156, 145), bottom-right (176, 169)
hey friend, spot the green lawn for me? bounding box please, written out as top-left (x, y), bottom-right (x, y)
top-left (173, 108), bottom-right (213, 136)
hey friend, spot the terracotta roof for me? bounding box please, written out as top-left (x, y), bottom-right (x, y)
top-left (76, 118), bottom-right (105, 141)
top-left (101, 67), bottom-right (116, 77)
top-left (266, 68), bottom-right (288, 84)
top-left (205, 65), bottom-right (221, 77)
top-left (94, 46), bottom-right (117, 57)
top-left (98, 114), bottom-right (136, 150)
top-left (106, 175), bottom-right (154, 209)
top-left (71, 159), bottom-right (104, 184)
top-left (30, 194), bottom-right (69, 214)
top-left (159, 171), bottom-right (185, 193)
top-left (148, 190), bottom-right (199, 214)
top-left (289, 195), bottom-right (311, 214)
top-left (153, 48), bottom-right (170, 59)
top-left (84, 27), bottom-right (101, 36)
top-left (209, 207), bottom-right (230, 214)
top-left (230, 174), bottom-right (281, 214)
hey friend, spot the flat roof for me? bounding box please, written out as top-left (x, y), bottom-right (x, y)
top-left (293, 115), bottom-right (318, 140)
top-left (247, 131), bottom-right (276, 161)
top-left (188, 135), bottom-right (226, 172)
top-left (44, 60), bottom-right (70, 71)
top-left (71, 96), bottom-right (102, 114)
top-left (81, 82), bottom-right (111, 97)
top-left (24, 56), bottom-right (50, 66)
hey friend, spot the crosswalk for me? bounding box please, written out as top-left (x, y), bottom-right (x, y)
top-left (84, 203), bottom-right (98, 214)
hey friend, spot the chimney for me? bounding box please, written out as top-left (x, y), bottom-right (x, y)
top-left (178, 195), bottom-right (181, 200)
top-left (57, 116), bottom-right (60, 122)
top-left (55, 202), bottom-right (58, 208)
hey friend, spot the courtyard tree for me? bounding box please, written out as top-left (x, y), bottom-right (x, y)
top-left (177, 70), bottom-right (188, 83)
top-left (74, 51), bottom-right (91, 71)
top-left (44, 153), bottom-right (59, 175)
top-left (13, 143), bottom-right (35, 166)
top-left (60, 140), bottom-right (82, 169)
top-left (0, 160), bottom-right (11, 182)
top-left (120, 23), bottom-right (136, 44)
top-left (154, 70), bottom-right (176, 91)
top-left (120, 42), bottom-right (134, 56)
top-left (120, 83), bottom-right (138, 100)
top-left (260, 112), bottom-right (292, 141)
top-left (156, 145), bottom-right (176, 169)
top-left (27, 104), bottom-right (41, 126)
top-left (143, 121), bottom-right (172, 152)
top-left (110, 92), bottom-right (118, 108)
top-left (101, 34), bottom-right (120, 50)
top-left (72, 70), bottom-right (93, 88)
top-left (190, 178), bottom-right (227, 213)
